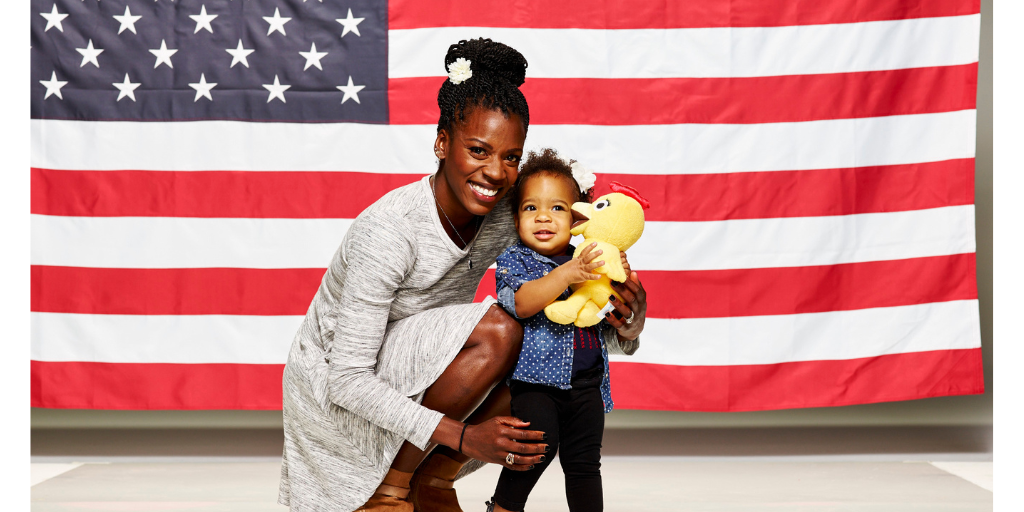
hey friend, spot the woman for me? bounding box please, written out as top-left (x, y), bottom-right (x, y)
top-left (278, 38), bottom-right (647, 512)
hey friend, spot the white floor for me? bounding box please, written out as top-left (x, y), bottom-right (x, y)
top-left (929, 462), bottom-right (994, 492)
top-left (31, 464), bottom-right (83, 487)
top-left (30, 457), bottom-right (992, 512)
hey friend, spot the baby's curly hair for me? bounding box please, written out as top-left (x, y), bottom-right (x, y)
top-left (509, 148), bottom-right (591, 217)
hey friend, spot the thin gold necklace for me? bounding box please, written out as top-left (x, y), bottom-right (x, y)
top-left (431, 177), bottom-right (482, 268)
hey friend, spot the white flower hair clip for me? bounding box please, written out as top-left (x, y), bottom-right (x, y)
top-left (570, 161), bottom-right (597, 193)
top-left (447, 58), bottom-right (473, 85)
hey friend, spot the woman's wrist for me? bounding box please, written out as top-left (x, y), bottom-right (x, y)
top-left (616, 330), bottom-right (639, 343)
top-left (458, 422), bottom-right (469, 453)
top-left (430, 416), bottom-right (467, 451)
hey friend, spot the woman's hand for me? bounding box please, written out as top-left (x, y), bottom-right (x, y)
top-left (605, 253), bottom-right (646, 341)
top-left (559, 242), bottom-right (604, 284)
top-left (459, 416), bottom-right (548, 471)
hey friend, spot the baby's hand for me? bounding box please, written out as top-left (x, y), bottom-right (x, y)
top-left (560, 242), bottom-right (604, 284)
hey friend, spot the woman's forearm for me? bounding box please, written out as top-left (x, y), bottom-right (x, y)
top-left (513, 267), bottom-right (571, 318)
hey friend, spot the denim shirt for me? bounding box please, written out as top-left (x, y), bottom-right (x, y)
top-left (495, 241), bottom-right (616, 413)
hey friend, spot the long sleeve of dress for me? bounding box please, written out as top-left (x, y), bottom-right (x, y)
top-left (604, 325), bottom-right (639, 356)
top-left (324, 214), bottom-right (444, 450)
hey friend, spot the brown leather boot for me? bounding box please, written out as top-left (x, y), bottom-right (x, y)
top-left (409, 453), bottom-right (466, 512)
top-left (356, 469), bottom-right (414, 512)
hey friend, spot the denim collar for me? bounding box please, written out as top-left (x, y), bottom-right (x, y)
top-left (513, 240), bottom-right (576, 267)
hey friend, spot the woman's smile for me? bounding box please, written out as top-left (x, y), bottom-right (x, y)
top-left (469, 181), bottom-right (499, 201)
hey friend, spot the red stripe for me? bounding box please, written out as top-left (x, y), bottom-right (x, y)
top-left (31, 169), bottom-right (423, 219)
top-left (390, 65), bottom-right (978, 126)
top-left (599, 159), bottom-right (975, 222)
top-left (31, 360), bottom-right (283, 410)
top-left (31, 266), bottom-right (326, 316)
top-left (31, 348), bottom-right (983, 410)
top-left (31, 159), bottom-right (974, 220)
top-left (34, 254), bottom-right (976, 317)
top-left (390, 0), bottom-right (978, 29)
top-left (473, 270), bottom-right (496, 305)
top-left (638, 254), bottom-right (977, 319)
top-left (610, 348), bottom-right (985, 412)
top-left (478, 255), bottom-right (976, 319)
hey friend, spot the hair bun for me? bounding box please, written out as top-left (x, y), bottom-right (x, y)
top-left (444, 38), bottom-right (527, 87)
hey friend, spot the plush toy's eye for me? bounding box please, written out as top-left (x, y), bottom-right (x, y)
top-left (594, 199), bottom-right (611, 210)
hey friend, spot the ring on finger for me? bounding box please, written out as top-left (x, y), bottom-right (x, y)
top-left (626, 311), bottom-right (635, 325)
top-left (506, 452), bottom-right (515, 465)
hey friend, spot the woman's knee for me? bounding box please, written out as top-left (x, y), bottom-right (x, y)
top-left (473, 305), bottom-right (524, 369)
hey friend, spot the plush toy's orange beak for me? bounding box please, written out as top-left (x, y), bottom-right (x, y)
top-left (571, 209), bottom-right (589, 229)
top-left (570, 203), bottom-right (592, 236)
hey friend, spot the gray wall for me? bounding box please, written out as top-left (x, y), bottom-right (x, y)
top-left (31, 1), bottom-right (994, 431)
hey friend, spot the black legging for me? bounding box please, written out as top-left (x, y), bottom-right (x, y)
top-left (491, 369), bottom-right (605, 512)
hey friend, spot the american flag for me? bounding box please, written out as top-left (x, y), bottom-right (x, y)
top-left (31, 0), bottom-right (984, 411)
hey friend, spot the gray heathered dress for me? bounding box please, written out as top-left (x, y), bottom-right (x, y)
top-left (278, 176), bottom-right (638, 511)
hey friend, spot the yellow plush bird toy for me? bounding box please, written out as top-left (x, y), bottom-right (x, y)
top-left (544, 182), bottom-right (649, 327)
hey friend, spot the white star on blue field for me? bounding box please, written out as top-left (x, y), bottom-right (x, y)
top-left (32, 0), bottom-right (385, 123)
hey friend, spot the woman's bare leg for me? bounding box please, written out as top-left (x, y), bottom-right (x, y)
top-left (390, 305), bottom-right (523, 473)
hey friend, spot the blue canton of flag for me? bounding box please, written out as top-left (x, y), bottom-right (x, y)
top-left (31, 0), bottom-right (388, 123)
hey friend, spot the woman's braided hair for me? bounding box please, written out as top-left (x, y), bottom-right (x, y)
top-left (437, 38), bottom-right (530, 136)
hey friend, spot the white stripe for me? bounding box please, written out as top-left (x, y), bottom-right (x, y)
top-left (31, 216), bottom-right (353, 269)
top-left (31, 119), bottom-right (436, 174)
top-left (31, 313), bottom-right (303, 364)
top-left (609, 300), bottom-right (982, 366)
top-left (31, 206), bottom-right (975, 270)
top-left (31, 111), bottom-right (976, 174)
top-left (32, 300), bottom-right (980, 365)
top-left (389, 16), bottom-right (980, 79)
top-left (527, 111), bottom-right (976, 176)
top-left (627, 205), bottom-right (976, 271)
